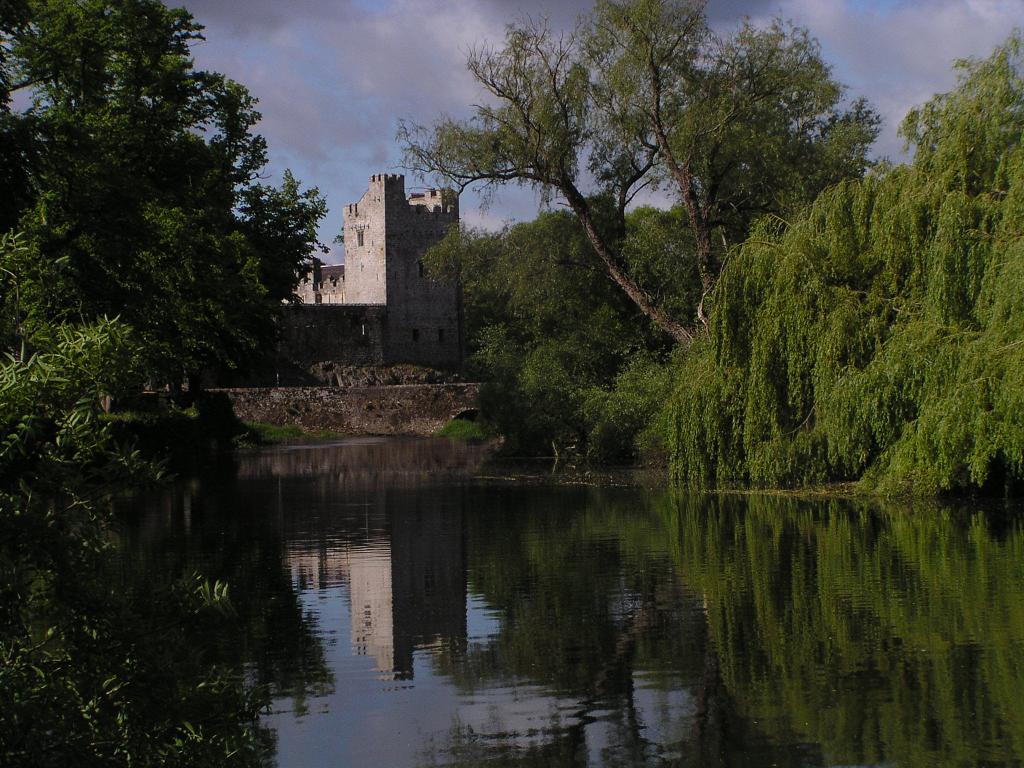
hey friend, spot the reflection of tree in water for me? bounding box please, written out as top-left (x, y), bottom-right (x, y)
top-left (673, 494), bottom-right (1024, 767)
top-left (117, 470), bottom-right (335, 714)
top-left (422, 488), bottom-right (1024, 767)
top-left (423, 486), bottom-right (725, 766)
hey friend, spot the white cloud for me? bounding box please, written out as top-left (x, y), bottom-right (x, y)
top-left (769, 0), bottom-right (1023, 158)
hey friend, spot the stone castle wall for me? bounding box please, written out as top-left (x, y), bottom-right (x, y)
top-left (218, 305), bottom-right (388, 387)
top-left (285, 173), bottom-right (462, 374)
top-left (219, 383), bottom-right (480, 435)
top-left (279, 304), bottom-right (387, 369)
top-left (381, 176), bottom-right (461, 369)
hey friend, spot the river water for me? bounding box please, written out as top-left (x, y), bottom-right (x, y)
top-left (118, 438), bottom-right (1024, 767)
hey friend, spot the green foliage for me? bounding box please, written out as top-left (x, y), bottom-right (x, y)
top-left (582, 353), bottom-right (674, 463)
top-left (427, 209), bottom-right (678, 458)
top-left (669, 34), bottom-right (1024, 494)
top-left (2, 0), bottom-right (327, 383)
top-left (411, 0), bottom-right (881, 460)
top-left (618, 206), bottom-right (700, 321)
top-left (591, 2), bottom-right (880, 246)
top-left (0, 316), bottom-right (143, 498)
top-left (0, 2), bottom-right (332, 760)
top-left (240, 169), bottom-right (329, 306)
top-left (0, 315), bottom-right (267, 763)
top-left (435, 418), bottom-right (489, 442)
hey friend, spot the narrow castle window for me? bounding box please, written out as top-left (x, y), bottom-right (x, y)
top-left (412, 329), bottom-right (420, 342)
top-left (437, 328), bottom-right (444, 343)
top-left (418, 260), bottom-right (424, 278)
top-left (357, 230), bottom-right (364, 247)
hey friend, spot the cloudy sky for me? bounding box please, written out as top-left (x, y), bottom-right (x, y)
top-left (177, 0), bottom-right (1022, 261)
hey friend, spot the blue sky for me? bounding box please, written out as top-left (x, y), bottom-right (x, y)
top-left (178, 0), bottom-right (1022, 262)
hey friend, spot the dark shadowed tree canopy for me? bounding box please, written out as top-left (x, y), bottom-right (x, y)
top-left (0, 0), bottom-right (327, 382)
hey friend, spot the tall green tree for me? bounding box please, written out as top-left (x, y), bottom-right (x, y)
top-left (590, 0), bottom-right (879, 321)
top-left (669, 34), bottom-right (1024, 493)
top-left (3, 0), bottom-right (326, 383)
top-left (401, 0), bottom-right (878, 341)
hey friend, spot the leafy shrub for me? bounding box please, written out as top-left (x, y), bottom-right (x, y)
top-left (0, 318), bottom-right (268, 766)
top-left (583, 355), bottom-right (674, 464)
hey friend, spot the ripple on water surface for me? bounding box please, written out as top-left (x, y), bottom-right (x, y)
top-left (119, 438), bottom-right (1024, 767)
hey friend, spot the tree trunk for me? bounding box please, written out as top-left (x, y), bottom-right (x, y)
top-left (652, 128), bottom-right (716, 298)
top-left (647, 55), bottom-right (717, 320)
top-left (562, 186), bottom-right (696, 344)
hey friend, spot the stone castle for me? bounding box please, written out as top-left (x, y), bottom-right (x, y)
top-left (273, 174), bottom-right (463, 378)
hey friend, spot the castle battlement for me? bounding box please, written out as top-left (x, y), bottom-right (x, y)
top-left (344, 175), bottom-right (457, 219)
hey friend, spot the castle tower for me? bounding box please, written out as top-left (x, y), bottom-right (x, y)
top-left (277, 173), bottom-right (462, 376)
top-left (342, 173), bottom-right (405, 304)
top-left (341, 173), bottom-right (461, 368)
top-left (382, 180), bottom-right (460, 368)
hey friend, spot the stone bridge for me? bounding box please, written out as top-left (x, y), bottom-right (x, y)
top-left (217, 383), bottom-right (480, 436)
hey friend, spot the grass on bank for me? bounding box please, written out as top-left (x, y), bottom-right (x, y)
top-left (245, 422), bottom-right (346, 444)
top-left (436, 418), bottom-right (491, 442)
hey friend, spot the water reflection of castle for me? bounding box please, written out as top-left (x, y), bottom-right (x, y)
top-left (286, 503), bottom-right (466, 680)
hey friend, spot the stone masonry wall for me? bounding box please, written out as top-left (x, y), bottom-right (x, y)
top-left (277, 305), bottom-right (386, 369)
top-left (220, 383), bottom-right (480, 436)
top-left (342, 174), bottom-right (394, 304)
top-left (384, 180), bottom-right (461, 368)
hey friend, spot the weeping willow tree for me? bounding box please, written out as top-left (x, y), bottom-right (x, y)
top-left (669, 34), bottom-right (1024, 494)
